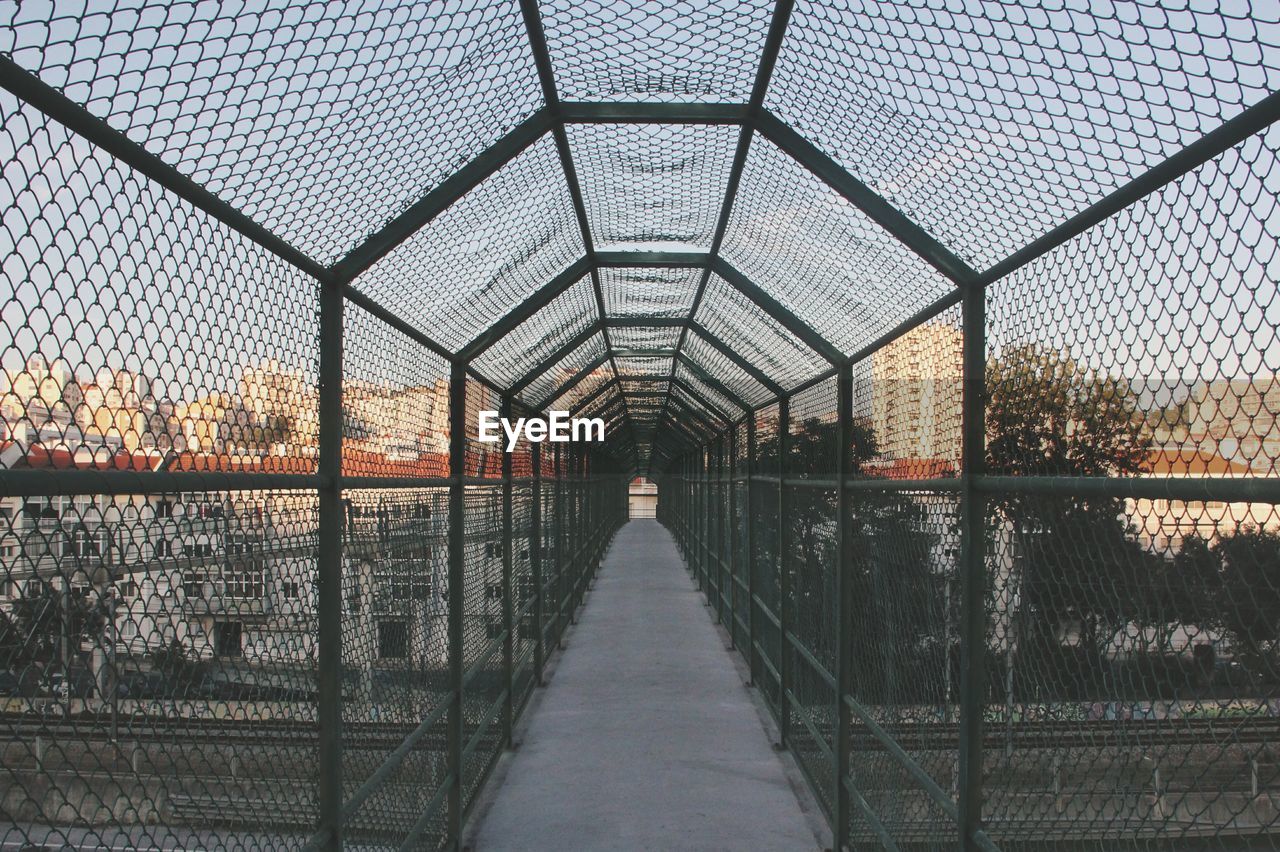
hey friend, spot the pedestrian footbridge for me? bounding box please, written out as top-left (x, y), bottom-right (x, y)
top-left (1, 1), bottom-right (1279, 850)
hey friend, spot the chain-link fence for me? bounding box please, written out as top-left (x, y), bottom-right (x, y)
top-left (3, 0), bottom-right (1280, 850)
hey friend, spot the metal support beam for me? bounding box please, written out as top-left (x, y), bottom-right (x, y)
top-left (713, 259), bottom-right (845, 364)
top-left (316, 278), bottom-right (345, 850)
top-left (537, 351), bottom-right (614, 410)
top-left (531, 442), bottom-right (545, 685)
top-left (595, 250), bottom-right (709, 267)
top-left (567, 378), bottom-right (619, 418)
top-left (500, 395), bottom-right (515, 749)
top-left (958, 284), bottom-right (987, 850)
top-left (976, 88), bottom-right (1280, 288)
top-left (446, 363), bottom-right (468, 849)
top-left (676, 352), bottom-right (751, 413)
top-left (604, 316), bottom-right (689, 328)
top-left (755, 109), bottom-right (978, 287)
top-left (460, 257), bottom-right (594, 361)
top-left (670, 377), bottom-right (736, 423)
top-left (560, 102), bottom-right (751, 124)
top-left (689, 321), bottom-right (785, 397)
top-left (508, 322), bottom-right (603, 396)
top-left (332, 109), bottom-right (554, 282)
top-left (834, 362), bottom-right (855, 849)
top-left (519, 0), bottom-right (638, 469)
top-left (0, 55), bottom-right (333, 283)
top-left (777, 396), bottom-right (791, 747)
top-left (745, 414), bottom-right (757, 686)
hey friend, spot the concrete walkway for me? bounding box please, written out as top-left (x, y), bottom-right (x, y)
top-left (471, 520), bottom-right (819, 851)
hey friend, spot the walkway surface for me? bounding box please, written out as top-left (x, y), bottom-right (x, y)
top-left (471, 519), bottom-right (818, 851)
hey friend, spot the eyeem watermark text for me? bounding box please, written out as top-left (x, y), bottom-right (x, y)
top-left (477, 411), bottom-right (604, 452)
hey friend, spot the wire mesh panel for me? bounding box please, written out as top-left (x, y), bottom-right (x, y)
top-left (768, 0), bottom-right (1280, 269)
top-left (784, 379), bottom-right (840, 814)
top-left (538, 0), bottom-right (772, 103)
top-left (341, 487), bottom-right (449, 846)
top-left (722, 137), bottom-right (955, 357)
top-left (568, 123), bottom-right (739, 251)
top-left (0, 1), bottom-right (544, 265)
top-left (343, 308), bottom-right (450, 480)
top-left (977, 122), bottom-right (1280, 847)
top-left (459, 485), bottom-right (505, 814)
top-left (473, 274), bottom-right (597, 389)
top-left (351, 136), bottom-right (583, 351)
top-left (695, 273), bottom-right (830, 390)
top-left (516, 331), bottom-right (607, 410)
top-left (600, 267), bottom-right (703, 318)
top-left (1, 489), bottom-right (319, 850)
top-left (0, 91), bottom-right (321, 473)
top-left (606, 324), bottom-right (682, 352)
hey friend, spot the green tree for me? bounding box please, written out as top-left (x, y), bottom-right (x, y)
top-left (1212, 527), bottom-right (1280, 679)
top-left (6, 581), bottom-right (109, 670)
top-left (986, 344), bottom-right (1154, 690)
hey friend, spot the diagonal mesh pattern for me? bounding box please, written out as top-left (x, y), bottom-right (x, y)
top-left (473, 274), bottom-right (597, 388)
top-left (0, 0), bottom-right (544, 264)
top-left (517, 330), bottom-right (607, 409)
top-left (987, 124), bottom-right (1280, 480)
top-left (6, 0), bottom-right (1280, 848)
top-left (607, 324), bottom-right (682, 352)
top-left (351, 135), bottom-right (583, 351)
top-left (613, 354), bottom-right (674, 379)
top-left (768, 0), bottom-right (1280, 269)
top-left (695, 273), bottom-right (830, 389)
top-left (682, 334), bottom-right (773, 407)
top-left (539, 0), bottom-right (773, 103)
top-left (567, 123), bottom-right (738, 250)
top-left (722, 137), bottom-right (955, 357)
top-left (343, 307), bottom-right (451, 479)
top-left (0, 92), bottom-right (320, 473)
top-left (675, 361), bottom-right (745, 418)
top-left (600, 267), bottom-right (703, 318)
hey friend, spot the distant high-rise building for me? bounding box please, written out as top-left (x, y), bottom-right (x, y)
top-left (870, 320), bottom-right (963, 464)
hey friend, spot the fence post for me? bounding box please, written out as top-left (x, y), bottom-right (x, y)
top-left (778, 396), bottom-right (791, 748)
top-left (316, 277), bottom-right (344, 850)
top-left (746, 414), bottom-right (756, 686)
top-left (446, 362), bottom-right (467, 849)
top-left (958, 283), bottom-right (988, 850)
top-left (530, 443), bottom-right (545, 686)
top-left (500, 394), bottom-right (514, 749)
top-left (727, 424), bottom-right (737, 650)
top-left (834, 362), bottom-right (854, 850)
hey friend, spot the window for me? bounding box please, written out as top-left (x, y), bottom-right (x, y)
top-left (486, 621), bottom-right (504, 640)
top-left (223, 566), bottom-right (265, 599)
top-left (185, 541), bottom-right (214, 558)
top-left (485, 582), bottom-right (503, 601)
top-left (118, 580), bottom-right (139, 600)
top-left (155, 538), bottom-right (174, 558)
top-left (214, 621), bottom-right (243, 658)
top-left (121, 621), bottom-right (137, 640)
top-left (154, 500), bottom-right (173, 519)
top-left (227, 535), bottom-right (256, 557)
top-left (183, 572), bottom-right (207, 598)
top-left (281, 581), bottom-right (300, 599)
top-left (378, 620), bottom-right (408, 659)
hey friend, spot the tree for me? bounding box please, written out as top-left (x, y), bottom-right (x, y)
top-left (6, 580), bottom-right (109, 670)
top-left (148, 638), bottom-right (207, 691)
top-left (1211, 527), bottom-right (1280, 679)
top-left (986, 344), bottom-right (1154, 691)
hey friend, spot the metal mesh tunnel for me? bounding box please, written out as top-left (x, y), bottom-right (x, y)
top-left (0, 1), bottom-right (1279, 850)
